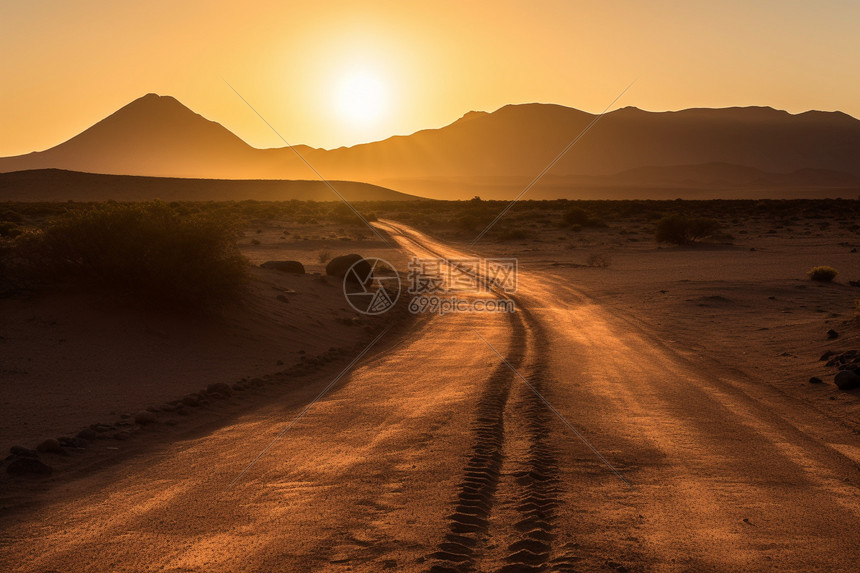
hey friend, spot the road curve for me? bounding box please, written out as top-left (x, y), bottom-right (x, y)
top-left (1, 222), bottom-right (859, 572)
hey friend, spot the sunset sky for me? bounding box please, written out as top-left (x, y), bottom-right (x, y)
top-left (2, 0), bottom-right (859, 157)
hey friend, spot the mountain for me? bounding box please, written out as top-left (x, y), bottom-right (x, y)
top-left (0, 94), bottom-right (314, 180)
top-left (2, 94), bottom-right (860, 199)
top-left (0, 169), bottom-right (419, 202)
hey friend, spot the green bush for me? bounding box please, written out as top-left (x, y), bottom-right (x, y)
top-left (655, 214), bottom-right (721, 245)
top-left (807, 266), bottom-right (838, 282)
top-left (21, 202), bottom-right (247, 308)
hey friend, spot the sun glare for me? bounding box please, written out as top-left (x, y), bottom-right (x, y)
top-left (333, 69), bottom-right (388, 125)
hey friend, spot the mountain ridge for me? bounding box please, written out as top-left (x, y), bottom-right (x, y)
top-left (2, 93), bottom-right (859, 199)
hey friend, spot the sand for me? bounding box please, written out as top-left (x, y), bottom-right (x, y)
top-left (1, 214), bottom-right (859, 572)
top-left (0, 222), bottom-right (407, 450)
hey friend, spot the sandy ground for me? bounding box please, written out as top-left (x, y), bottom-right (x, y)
top-left (1, 217), bottom-right (859, 572)
top-left (0, 222), bottom-right (405, 449)
top-left (473, 218), bottom-right (860, 434)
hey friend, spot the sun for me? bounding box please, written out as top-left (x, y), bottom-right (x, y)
top-left (333, 69), bottom-right (388, 125)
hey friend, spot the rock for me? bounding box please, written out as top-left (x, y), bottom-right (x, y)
top-left (206, 382), bottom-right (233, 397)
top-left (90, 423), bottom-right (114, 433)
top-left (58, 437), bottom-right (87, 449)
top-left (36, 438), bottom-right (62, 453)
top-left (6, 457), bottom-right (52, 476)
top-left (9, 445), bottom-right (38, 458)
top-left (834, 370), bottom-right (860, 390)
top-left (827, 329), bottom-right (839, 340)
top-left (820, 350), bottom-right (836, 361)
top-left (326, 254), bottom-right (371, 284)
top-left (809, 376), bottom-right (823, 384)
top-left (231, 382), bottom-right (246, 391)
top-left (77, 428), bottom-right (98, 441)
top-left (182, 394), bottom-right (201, 407)
top-left (849, 280), bottom-right (860, 288)
top-left (134, 410), bottom-right (157, 425)
top-left (260, 260), bottom-right (305, 274)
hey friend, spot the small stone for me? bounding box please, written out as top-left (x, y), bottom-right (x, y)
top-left (260, 260), bottom-right (305, 274)
top-left (10, 445), bottom-right (38, 458)
top-left (206, 382), bottom-right (232, 397)
top-left (134, 410), bottom-right (157, 425)
top-left (36, 438), bottom-right (62, 453)
top-left (58, 437), bottom-right (87, 449)
top-left (6, 457), bottom-right (52, 476)
top-left (827, 329), bottom-right (839, 340)
top-left (182, 394), bottom-right (201, 407)
top-left (834, 370), bottom-right (860, 390)
top-left (77, 428), bottom-right (98, 441)
top-left (820, 350), bottom-right (836, 361)
top-left (809, 376), bottom-right (823, 384)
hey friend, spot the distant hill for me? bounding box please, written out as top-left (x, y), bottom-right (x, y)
top-left (2, 94), bottom-right (860, 199)
top-left (0, 169), bottom-right (419, 202)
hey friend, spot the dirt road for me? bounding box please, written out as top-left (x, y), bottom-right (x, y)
top-left (2, 222), bottom-right (859, 572)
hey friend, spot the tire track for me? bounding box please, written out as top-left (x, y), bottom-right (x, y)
top-left (492, 307), bottom-right (563, 573)
top-left (375, 221), bottom-right (567, 572)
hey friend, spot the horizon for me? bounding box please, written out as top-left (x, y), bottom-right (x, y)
top-left (9, 92), bottom-right (860, 156)
top-left (3, 1), bottom-right (860, 156)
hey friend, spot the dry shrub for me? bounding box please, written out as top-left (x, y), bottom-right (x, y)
top-left (807, 266), bottom-right (838, 282)
top-left (586, 253), bottom-right (611, 268)
top-left (15, 202), bottom-right (247, 308)
top-left (655, 214), bottom-right (720, 245)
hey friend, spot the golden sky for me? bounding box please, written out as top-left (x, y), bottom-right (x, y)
top-left (2, 0), bottom-right (859, 157)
